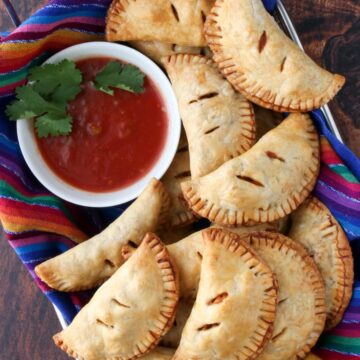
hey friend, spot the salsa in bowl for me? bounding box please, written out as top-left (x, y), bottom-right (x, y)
top-left (17, 42), bottom-right (181, 207)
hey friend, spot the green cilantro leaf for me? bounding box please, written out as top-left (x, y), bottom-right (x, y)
top-left (5, 60), bottom-right (82, 138)
top-left (6, 85), bottom-right (72, 138)
top-left (35, 113), bottom-right (73, 138)
top-left (29, 59), bottom-right (82, 105)
top-left (93, 61), bottom-right (145, 95)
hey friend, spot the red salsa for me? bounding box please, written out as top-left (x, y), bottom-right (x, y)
top-left (36, 57), bottom-right (168, 192)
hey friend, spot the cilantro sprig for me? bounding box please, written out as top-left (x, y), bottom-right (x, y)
top-left (6, 59), bottom-right (146, 138)
top-left (6, 59), bottom-right (82, 138)
top-left (93, 61), bottom-right (145, 96)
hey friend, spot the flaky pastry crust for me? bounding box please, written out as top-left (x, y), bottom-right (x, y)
top-left (163, 54), bottom-right (255, 178)
top-left (205, 0), bottom-right (345, 112)
top-left (35, 179), bottom-right (170, 291)
top-left (174, 228), bottom-right (278, 360)
top-left (181, 113), bottom-right (319, 226)
top-left (289, 196), bottom-right (354, 330)
top-left (54, 233), bottom-right (179, 360)
top-left (245, 231), bottom-right (326, 359)
top-left (106, 0), bottom-right (214, 46)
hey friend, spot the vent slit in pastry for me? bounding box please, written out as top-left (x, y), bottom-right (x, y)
top-left (104, 259), bottom-right (116, 268)
top-left (278, 297), bottom-right (288, 305)
top-left (204, 125), bottom-right (220, 134)
top-left (173, 228), bottom-right (277, 359)
top-left (258, 30), bottom-right (267, 53)
top-left (208, 292), bottom-right (228, 304)
top-left (106, 0), bottom-right (215, 47)
top-left (197, 91), bottom-right (219, 101)
top-left (54, 233), bottom-right (179, 360)
top-left (174, 170), bottom-right (191, 179)
top-left (201, 10), bottom-right (207, 23)
top-left (271, 327), bottom-right (287, 342)
top-left (266, 151), bottom-right (285, 162)
top-left (163, 54), bottom-right (255, 179)
top-left (196, 251), bottom-right (203, 260)
top-left (280, 56), bottom-right (287, 72)
top-left (35, 178), bottom-right (170, 292)
top-left (111, 298), bottom-right (131, 308)
top-left (170, 3), bottom-right (180, 22)
top-left (189, 92), bottom-right (219, 104)
top-left (236, 175), bottom-right (264, 187)
top-left (205, 0), bottom-right (345, 111)
top-left (244, 231), bottom-right (326, 359)
top-left (96, 319), bottom-right (114, 329)
top-left (197, 322), bottom-right (221, 331)
top-left (289, 196), bottom-right (354, 330)
top-left (181, 113), bottom-right (319, 225)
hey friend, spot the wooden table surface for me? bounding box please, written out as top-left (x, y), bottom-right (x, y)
top-left (0, 0), bottom-right (359, 359)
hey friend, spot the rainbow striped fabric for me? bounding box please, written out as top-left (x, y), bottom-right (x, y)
top-left (0, 0), bottom-right (359, 358)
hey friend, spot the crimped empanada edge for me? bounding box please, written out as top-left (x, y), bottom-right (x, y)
top-left (53, 233), bottom-right (180, 360)
top-left (162, 53), bottom-right (257, 177)
top-left (181, 116), bottom-right (320, 226)
top-left (248, 231), bottom-right (327, 358)
top-left (176, 228), bottom-right (278, 360)
top-left (204, 0), bottom-right (345, 112)
top-left (292, 196), bottom-right (354, 330)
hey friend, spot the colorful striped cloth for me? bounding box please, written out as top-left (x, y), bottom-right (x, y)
top-left (0, 0), bottom-right (359, 358)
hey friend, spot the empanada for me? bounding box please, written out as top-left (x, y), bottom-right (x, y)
top-left (122, 230), bottom-right (204, 299)
top-left (246, 232), bottom-right (326, 359)
top-left (174, 228), bottom-right (278, 360)
top-left (289, 196), bottom-right (353, 330)
top-left (106, 0), bottom-right (214, 46)
top-left (35, 179), bottom-right (170, 291)
top-left (161, 298), bottom-right (195, 348)
top-left (161, 132), bottom-right (197, 227)
top-left (205, 0), bottom-right (345, 112)
top-left (54, 233), bottom-right (179, 360)
top-left (130, 41), bottom-right (210, 65)
top-left (182, 113), bottom-right (319, 226)
top-left (163, 54), bottom-right (256, 178)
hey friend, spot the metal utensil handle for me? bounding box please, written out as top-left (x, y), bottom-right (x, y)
top-left (276, 0), bottom-right (344, 143)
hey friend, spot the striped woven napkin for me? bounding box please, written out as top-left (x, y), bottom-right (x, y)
top-left (0, 0), bottom-right (359, 358)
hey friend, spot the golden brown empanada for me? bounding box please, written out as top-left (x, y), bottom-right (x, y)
top-left (54, 233), bottom-right (179, 360)
top-left (174, 228), bottom-right (278, 360)
top-left (246, 232), bottom-right (326, 359)
top-left (289, 196), bottom-right (353, 330)
top-left (130, 41), bottom-right (210, 65)
top-left (106, 0), bottom-right (214, 46)
top-left (163, 54), bottom-right (256, 178)
top-left (205, 0), bottom-right (345, 112)
top-left (161, 132), bottom-right (197, 227)
top-left (182, 113), bottom-right (319, 226)
top-left (122, 230), bottom-right (204, 299)
top-left (161, 298), bottom-right (195, 348)
top-left (35, 179), bottom-right (170, 292)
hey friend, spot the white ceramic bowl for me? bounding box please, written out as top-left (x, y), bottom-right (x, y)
top-left (17, 42), bottom-right (181, 207)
